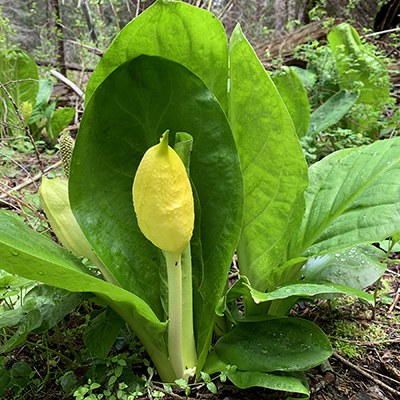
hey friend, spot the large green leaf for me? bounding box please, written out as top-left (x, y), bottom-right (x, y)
top-left (328, 23), bottom-right (390, 132)
top-left (70, 55), bottom-right (243, 371)
top-left (300, 244), bottom-right (386, 289)
top-left (86, 0), bottom-right (228, 109)
top-left (272, 67), bottom-right (310, 138)
top-left (0, 210), bottom-right (174, 382)
top-left (289, 138), bottom-right (400, 258)
top-left (307, 89), bottom-right (359, 137)
top-left (229, 25), bottom-right (308, 292)
top-left (214, 318), bottom-right (332, 372)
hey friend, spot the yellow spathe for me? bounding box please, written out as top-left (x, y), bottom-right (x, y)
top-left (132, 131), bottom-right (194, 255)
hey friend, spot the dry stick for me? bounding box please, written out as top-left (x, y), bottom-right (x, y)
top-left (0, 81), bottom-right (44, 172)
top-left (333, 351), bottom-right (400, 396)
top-left (0, 160), bottom-right (62, 201)
top-left (363, 27), bottom-right (400, 38)
top-left (49, 70), bottom-right (84, 99)
top-left (388, 289), bottom-right (400, 313)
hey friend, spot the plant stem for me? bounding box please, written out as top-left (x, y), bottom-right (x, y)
top-left (165, 250), bottom-right (196, 380)
top-left (181, 245), bottom-right (197, 373)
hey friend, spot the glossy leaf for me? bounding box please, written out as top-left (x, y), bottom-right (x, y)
top-left (229, 25), bottom-right (308, 292)
top-left (289, 138), bottom-right (400, 258)
top-left (86, 0), bottom-right (228, 109)
top-left (272, 67), bottom-right (310, 138)
top-left (328, 23), bottom-right (390, 131)
top-left (70, 55), bottom-right (243, 371)
top-left (0, 210), bottom-right (174, 382)
top-left (203, 352), bottom-right (309, 395)
top-left (228, 370), bottom-right (309, 395)
top-left (307, 90), bottom-right (359, 137)
top-left (215, 318), bottom-right (332, 372)
top-left (300, 244), bottom-right (386, 289)
top-left (221, 276), bottom-right (373, 317)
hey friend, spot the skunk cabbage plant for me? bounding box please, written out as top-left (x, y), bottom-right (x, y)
top-left (1, 2), bottom-right (400, 396)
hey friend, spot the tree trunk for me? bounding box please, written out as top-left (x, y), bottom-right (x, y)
top-left (81, 0), bottom-right (98, 44)
top-left (50, 0), bottom-right (67, 76)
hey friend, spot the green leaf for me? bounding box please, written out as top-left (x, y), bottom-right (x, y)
top-left (0, 49), bottom-right (38, 106)
top-left (10, 361), bottom-right (33, 388)
top-left (86, 0), bottom-right (228, 110)
top-left (307, 90), bottom-right (360, 137)
top-left (289, 138), bottom-right (400, 258)
top-left (228, 370), bottom-right (309, 395)
top-left (252, 282), bottom-right (373, 305)
top-left (203, 351), bottom-right (309, 395)
top-left (27, 79), bottom-right (53, 125)
top-left (272, 67), bottom-right (310, 138)
top-left (48, 107), bottom-right (75, 140)
top-left (70, 55), bottom-right (243, 372)
top-left (215, 318), bottom-right (332, 372)
top-left (221, 276), bottom-right (374, 317)
top-left (290, 66), bottom-right (317, 88)
top-left (0, 309), bottom-right (42, 353)
top-left (0, 49), bottom-right (38, 135)
top-left (328, 23), bottom-right (390, 132)
top-left (229, 25), bottom-right (308, 292)
top-left (26, 285), bottom-right (85, 332)
top-left (300, 244), bottom-right (386, 289)
top-left (84, 308), bottom-right (125, 359)
top-left (0, 210), bottom-right (174, 382)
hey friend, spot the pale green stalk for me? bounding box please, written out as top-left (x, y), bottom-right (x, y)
top-left (165, 250), bottom-right (197, 380)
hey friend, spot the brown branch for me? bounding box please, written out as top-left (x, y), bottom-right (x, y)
top-left (333, 351), bottom-right (400, 397)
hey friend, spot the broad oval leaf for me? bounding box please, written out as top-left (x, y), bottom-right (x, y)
top-left (215, 318), bottom-right (332, 372)
top-left (289, 138), bottom-right (400, 258)
top-left (229, 25), bottom-right (308, 292)
top-left (86, 0), bottom-right (228, 109)
top-left (70, 55), bottom-right (243, 370)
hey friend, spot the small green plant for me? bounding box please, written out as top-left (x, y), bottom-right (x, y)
top-left (1, 2), bottom-right (400, 398)
top-left (0, 49), bottom-right (75, 145)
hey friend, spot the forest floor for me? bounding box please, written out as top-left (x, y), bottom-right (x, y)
top-left (0, 147), bottom-right (399, 400)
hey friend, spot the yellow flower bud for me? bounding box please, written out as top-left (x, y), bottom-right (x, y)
top-left (132, 131), bottom-right (194, 255)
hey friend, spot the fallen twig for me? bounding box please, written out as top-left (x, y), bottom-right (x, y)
top-left (333, 351), bottom-right (400, 397)
top-left (49, 70), bottom-right (84, 99)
